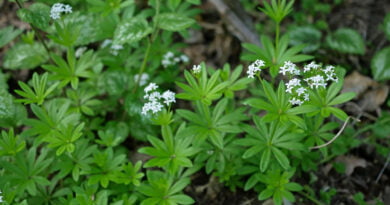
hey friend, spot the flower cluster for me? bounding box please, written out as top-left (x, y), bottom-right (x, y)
top-left (279, 61), bottom-right (338, 106)
top-left (141, 83), bottom-right (176, 115)
top-left (161, 51), bottom-right (189, 68)
top-left (192, 64), bottom-right (201, 74)
top-left (134, 73), bottom-right (149, 86)
top-left (50, 3), bottom-right (72, 20)
top-left (280, 61), bottom-right (300, 76)
top-left (101, 39), bottom-right (123, 56)
top-left (0, 190), bottom-right (3, 203)
top-left (247, 59), bottom-right (265, 78)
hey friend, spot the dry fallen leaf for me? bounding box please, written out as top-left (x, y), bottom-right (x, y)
top-left (358, 85), bottom-right (389, 112)
top-left (335, 155), bottom-right (368, 176)
top-left (342, 71), bottom-right (375, 97)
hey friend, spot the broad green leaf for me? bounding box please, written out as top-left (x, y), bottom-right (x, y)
top-left (3, 43), bottom-right (48, 70)
top-left (156, 13), bottom-right (195, 31)
top-left (65, 12), bottom-right (117, 46)
top-left (288, 26), bottom-right (321, 53)
top-left (16, 3), bottom-right (50, 30)
top-left (326, 28), bottom-right (365, 54)
top-left (383, 13), bottom-right (390, 41)
top-left (371, 46), bottom-right (390, 81)
top-left (113, 17), bottom-right (152, 45)
top-left (0, 26), bottom-right (22, 48)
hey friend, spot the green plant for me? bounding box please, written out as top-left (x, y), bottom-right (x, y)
top-left (0, 0), bottom-right (371, 204)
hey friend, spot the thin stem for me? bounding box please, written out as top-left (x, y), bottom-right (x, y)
top-left (275, 22), bottom-right (280, 57)
top-left (132, 39), bottom-right (152, 93)
top-left (298, 191), bottom-right (324, 205)
top-left (15, 0), bottom-right (51, 56)
top-left (310, 117), bottom-right (351, 150)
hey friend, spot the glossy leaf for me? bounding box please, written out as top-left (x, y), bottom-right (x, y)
top-left (326, 28), bottom-right (365, 54)
top-left (371, 46), bottom-right (390, 81)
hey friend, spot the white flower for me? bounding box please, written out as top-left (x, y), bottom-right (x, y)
top-left (305, 75), bottom-right (326, 89)
top-left (280, 61), bottom-right (299, 76)
top-left (0, 190), bottom-right (3, 203)
top-left (285, 78), bottom-right (301, 93)
top-left (304, 93), bottom-right (310, 101)
top-left (110, 44), bottom-right (123, 56)
top-left (75, 47), bottom-right (87, 58)
top-left (141, 83), bottom-right (176, 115)
top-left (144, 83), bottom-right (158, 93)
top-left (296, 87), bottom-right (306, 96)
top-left (192, 64), bottom-right (201, 74)
top-left (141, 101), bottom-right (163, 115)
top-left (304, 61), bottom-right (320, 73)
top-left (101, 39), bottom-right (112, 48)
top-left (147, 91), bottom-right (162, 102)
top-left (247, 59), bottom-right (265, 78)
top-left (289, 97), bottom-right (303, 106)
top-left (323, 65), bottom-right (338, 82)
top-left (50, 3), bottom-right (72, 20)
top-left (180, 55), bottom-right (189, 63)
top-left (134, 73), bottom-right (149, 86)
top-left (162, 90), bottom-right (176, 105)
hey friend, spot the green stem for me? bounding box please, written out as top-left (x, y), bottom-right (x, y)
top-left (132, 39), bottom-right (152, 93)
top-left (298, 191), bottom-right (324, 205)
top-left (15, 0), bottom-right (51, 56)
top-left (275, 22), bottom-right (280, 57)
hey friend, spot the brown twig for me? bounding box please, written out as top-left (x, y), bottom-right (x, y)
top-left (208, 0), bottom-right (262, 47)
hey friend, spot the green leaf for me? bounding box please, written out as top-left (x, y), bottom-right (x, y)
top-left (371, 46), bottom-right (390, 81)
top-left (0, 26), bottom-right (22, 48)
top-left (156, 13), bottom-right (195, 31)
top-left (113, 17), bottom-right (152, 45)
top-left (65, 12), bottom-right (117, 46)
top-left (3, 42), bottom-right (48, 70)
top-left (383, 13), bottom-right (390, 41)
top-left (17, 3), bottom-right (50, 30)
top-left (326, 28), bottom-right (365, 54)
top-left (170, 194), bottom-right (194, 204)
top-left (272, 147), bottom-right (290, 170)
top-left (328, 92), bottom-right (356, 106)
top-left (260, 148), bottom-right (271, 172)
top-left (288, 26), bottom-right (322, 53)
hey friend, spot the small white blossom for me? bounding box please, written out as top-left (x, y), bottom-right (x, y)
top-left (75, 47), bottom-right (87, 58)
top-left (193, 64), bottom-right (201, 74)
top-left (141, 101), bottom-right (163, 115)
top-left (289, 97), bottom-right (303, 106)
top-left (147, 91), bottom-right (162, 102)
top-left (144, 83), bottom-right (158, 93)
top-left (247, 59), bottom-right (265, 78)
top-left (280, 61), bottom-right (299, 76)
top-left (134, 73), bottom-right (149, 86)
top-left (162, 90), bottom-right (176, 105)
top-left (110, 44), bottom-right (123, 56)
top-left (0, 190), bottom-right (3, 203)
top-left (50, 3), bottom-right (72, 20)
top-left (305, 75), bottom-right (326, 89)
top-left (180, 55), bottom-right (189, 63)
top-left (304, 61), bottom-right (320, 73)
top-left (304, 93), bottom-right (310, 101)
top-left (285, 78), bottom-right (301, 93)
top-left (323, 65), bottom-right (338, 82)
top-left (101, 39), bottom-right (112, 48)
top-left (141, 83), bottom-right (176, 115)
top-left (162, 52), bottom-right (188, 67)
top-left (296, 87), bottom-right (307, 96)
